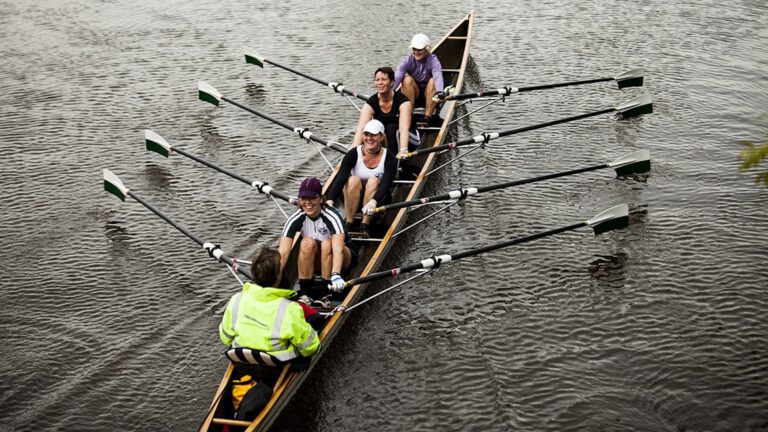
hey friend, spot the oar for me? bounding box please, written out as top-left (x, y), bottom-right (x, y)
top-left (197, 81), bottom-right (348, 154)
top-left (443, 68), bottom-right (644, 101)
top-left (404, 93), bottom-right (653, 159)
top-left (341, 204), bottom-right (629, 289)
top-left (144, 130), bottom-right (295, 204)
top-left (243, 47), bottom-right (369, 102)
top-left (372, 150), bottom-right (650, 214)
top-left (102, 169), bottom-right (253, 280)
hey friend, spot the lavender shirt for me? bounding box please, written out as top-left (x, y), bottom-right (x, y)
top-left (393, 53), bottom-right (444, 92)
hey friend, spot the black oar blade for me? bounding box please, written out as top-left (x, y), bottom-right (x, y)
top-left (587, 204), bottom-right (629, 235)
top-left (198, 81), bottom-right (222, 107)
top-left (607, 149), bottom-right (651, 176)
top-left (616, 93), bottom-right (653, 119)
top-left (615, 68), bottom-right (644, 89)
top-left (103, 169), bottom-right (128, 202)
top-left (243, 46), bottom-right (264, 68)
top-left (145, 130), bottom-right (171, 158)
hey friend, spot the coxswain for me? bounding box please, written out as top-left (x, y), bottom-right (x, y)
top-left (393, 33), bottom-right (444, 123)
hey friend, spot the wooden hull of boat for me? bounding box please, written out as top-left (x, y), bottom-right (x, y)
top-left (200, 11), bottom-right (474, 432)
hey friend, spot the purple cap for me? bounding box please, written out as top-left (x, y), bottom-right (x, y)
top-left (298, 177), bottom-right (322, 198)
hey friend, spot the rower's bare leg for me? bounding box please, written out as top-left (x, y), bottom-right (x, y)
top-left (298, 236), bottom-right (318, 279)
top-left (400, 75), bottom-right (420, 107)
top-left (424, 78), bottom-right (437, 117)
top-left (361, 177), bottom-right (380, 225)
top-left (343, 176), bottom-right (363, 224)
top-left (319, 239), bottom-right (332, 280)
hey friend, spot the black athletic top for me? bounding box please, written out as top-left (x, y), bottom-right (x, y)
top-left (366, 91), bottom-right (415, 132)
top-left (326, 147), bottom-right (398, 205)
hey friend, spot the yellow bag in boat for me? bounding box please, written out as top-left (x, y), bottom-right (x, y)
top-left (231, 375), bottom-right (257, 411)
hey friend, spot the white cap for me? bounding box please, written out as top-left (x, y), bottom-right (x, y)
top-left (363, 119), bottom-right (385, 135)
top-left (410, 33), bottom-right (430, 50)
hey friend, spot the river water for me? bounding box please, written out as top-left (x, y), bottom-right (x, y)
top-left (1, 1), bottom-right (766, 431)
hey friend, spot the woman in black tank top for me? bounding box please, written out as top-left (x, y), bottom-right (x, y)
top-left (351, 67), bottom-right (414, 159)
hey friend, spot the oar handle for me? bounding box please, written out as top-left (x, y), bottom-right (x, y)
top-left (127, 191), bottom-right (253, 280)
top-left (264, 58), bottom-right (369, 102)
top-left (407, 107), bottom-right (617, 158)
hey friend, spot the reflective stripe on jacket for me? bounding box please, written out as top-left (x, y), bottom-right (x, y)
top-left (219, 282), bottom-right (319, 360)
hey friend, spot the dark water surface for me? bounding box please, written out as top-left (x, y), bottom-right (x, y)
top-left (1, 1), bottom-right (767, 431)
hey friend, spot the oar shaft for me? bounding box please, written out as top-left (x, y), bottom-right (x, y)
top-left (128, 191), bottom-right (204, 246)
top-left (263, 58), bottom-right (368, 101)
top-left (446, 77), bottom-right (614, 101)
top-left (409, 107), bottom-right (616, 158)
top-left (170, 147), bottom-right (294, 203)
top-left (346, 222), bottom-right (586, 287)
top-left (476, 163), bottom-right (607, 192)
top-left (377, 163), bottom-right (608, 213)
top-left (127, 191), bottom-right (253, 280)
top-left (497, 107), bottom-right (615, 138)
top-left (220, 96), bottom-right (347, 154)
top-left (451, 222), bottom-right (585, 260)
top-left (517, 77), bottom-right (612, 92)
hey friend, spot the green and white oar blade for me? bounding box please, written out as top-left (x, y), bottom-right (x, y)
top-left (144, 129), bottom-right (171, 157)
top-left (243, 46), bottom-right (264, 68)
top-left (616, 93), bottom-right (653, 118)
top-left (587, 204), bottom-right (629, 235)
top-left (615, 68), bottom-right (644, 89)
top-left (607, 149), bottom-right (651, 176)
top-left (198, 81), bottom-right (222, 106)
top-left (103, 169), bottom-right (129, 202)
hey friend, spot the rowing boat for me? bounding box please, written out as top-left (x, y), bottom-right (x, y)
top-left (198, 11), bottom-right (475, 431)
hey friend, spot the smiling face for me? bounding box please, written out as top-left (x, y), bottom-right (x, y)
top-left (299, 195), bottom-right (322, 218)
top-left (363, 131), bottom-right (384, 155)
top-left (374, 71), bottom-right (392, 95)
top-left (412, 47), bottom-right (428, 61)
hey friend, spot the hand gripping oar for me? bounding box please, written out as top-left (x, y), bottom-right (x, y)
top-left (403, 93), bottom-right (653, 159)
top-left (144, 130), bottom-right (296, 206)
top-left (197, 81), bottom-right (348, 154)
top-left (243, 47), bottom-right (369, 102)
top-left (443, 68), bottom-right (644, 102)
top-left (102, 169), bottom-right (253, 281)
top-left (372, 150), bottom-right (650, 214)
top-left (341, 204), bottom-right (630, 290)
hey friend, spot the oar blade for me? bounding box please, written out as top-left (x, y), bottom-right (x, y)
top-left (243, 46), bottom-right (264, 68)
top-left (607, 149), bottom-right (651, 176)
top-left (587, 204), bottom-right (629, 235)
top-left (103, 169), bottom-right (129, 202)
top-left (616, 93), bottom-right (653, 119)
top-left (145, 129), bottom-right (171, 158)
top-left (198, 81), bottom-right (222, 107)
top-left (615, 68), bottom-right (644, 89)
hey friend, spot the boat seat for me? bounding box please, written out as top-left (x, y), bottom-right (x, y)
top-left (225, 348), bottom-right (286, 367)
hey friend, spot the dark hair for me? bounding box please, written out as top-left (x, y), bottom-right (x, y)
top-left (374, 66), bottom-right (394, 81)
top-left (250, 246), bottom-right (281, 287)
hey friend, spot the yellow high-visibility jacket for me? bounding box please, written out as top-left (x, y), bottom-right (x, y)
top-left (219, 282), bottom-right (319, 361)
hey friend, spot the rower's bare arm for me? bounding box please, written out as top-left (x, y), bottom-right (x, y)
top-left (278, 236), bottom-right (293, 273)
top-left (352, 104), bottom-right (375, 148)
top-left (399, 101), bottom-right (412, 152)
top-left (331, 233), bottom-right (345, 274)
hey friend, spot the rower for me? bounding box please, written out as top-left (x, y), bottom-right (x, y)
top-left (351, 66), bottom-right (420, 160)
top-left (219, 246), bottom-right (320, 420)
top-left (393, 33), bottom-right (444, 125)
top-left (326, 119), bottom-right (397, 238)
top-left (279, 177), bottom-right (358, 303)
